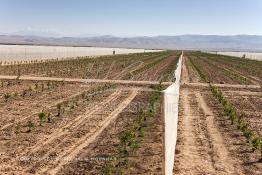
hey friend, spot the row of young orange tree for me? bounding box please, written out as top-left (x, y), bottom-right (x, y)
top-left (0, 52), bottom-right (168, 79)
top-left (210, 84), bottom-right (262, 156)
top-left (13, 84), bottom-right (115, 134)
top-left (189, 56), bottom-right (262, 159)
top-left (101, 85), bottom-right (164, 174)
top-left (1, 80), bottom-right (64, 103)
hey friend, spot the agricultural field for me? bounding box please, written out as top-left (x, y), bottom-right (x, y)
top-left (0, 51), bottom-right (180, 174)
top-left (185, 52), bottom-right (262, 85)
top-left (0, 49), bottom-right (261, 175)
top-left (0, 51), bottom-right (179, 82)
top-left (174, 51), bottom-right (262, 175)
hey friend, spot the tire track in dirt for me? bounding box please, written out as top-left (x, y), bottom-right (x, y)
top-left (174, 89), bottom-right (215, 174)
top-left (37, 90), bottom-right (138, 175)
top-left (195, 91), bottom-right (243, 175)
top-left (174, 89), bottom-right (244, 175)
top-left (181, 56), bottom-right (189, 84)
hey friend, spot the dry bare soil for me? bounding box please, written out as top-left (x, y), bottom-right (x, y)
top-left (0, 51), bottom-right (180, 174)
top-left (174, 52), bottom-right (262, 175)
top-left (0, 51), bottom-right (261, 175)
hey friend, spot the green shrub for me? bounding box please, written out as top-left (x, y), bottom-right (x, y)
top-left (101, 163), bottom-right (116, 175)
top-left (251, 136), bottom-right (262, 151)
top-left (38, 112), bottom-right (46, 126)
top-left (27, 121), bottom-right (34, 132)
top-left (4, 93), bottom-right (11, 102)
top-left (210, 83), bottom-right (262, 157)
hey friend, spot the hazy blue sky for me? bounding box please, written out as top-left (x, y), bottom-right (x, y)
top-left (0, 0), bottom-right (261, 37)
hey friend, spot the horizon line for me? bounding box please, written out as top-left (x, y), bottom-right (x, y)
top-left (1, 33), bottom-right (262, 39)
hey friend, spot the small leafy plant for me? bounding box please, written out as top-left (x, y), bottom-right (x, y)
top-left (27, 121), bottom-right (34, 132)
top-left (38, 112), bottom-right (46, 126)
top-left (4, 93), bottom-right (11, 102)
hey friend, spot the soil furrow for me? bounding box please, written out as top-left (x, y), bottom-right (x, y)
top-left (195, 91), bottom-right (242, 175)
top-left (174, 89), bottom-right (215, 174)
top-left (26, 90), bottom-right (121, 155)
top-left (38, 90), bottom-right (138, 174)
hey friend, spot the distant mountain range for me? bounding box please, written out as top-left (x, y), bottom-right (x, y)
top-left (0, 34), bottom-right (262, 51)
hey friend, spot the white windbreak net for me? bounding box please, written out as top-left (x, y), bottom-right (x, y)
top-left (164, 53), bottom-right (182, 175)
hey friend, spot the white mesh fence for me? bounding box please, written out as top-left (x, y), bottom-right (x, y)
top-left (164, 53), bottom-right (183, 175)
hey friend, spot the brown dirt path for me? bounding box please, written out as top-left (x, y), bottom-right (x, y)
top-left (0, 75), bottom-right (172, 86)
top-left (183, 82), bottom-right (261, 89)
top-left (195, 91), bottom-right (242, 174)
top-left (174, 89), bottom-right (216, 174)
top-left (181, 56), bottom-right (189, 84)
top-left (174, 88), bottom-right (244, 175)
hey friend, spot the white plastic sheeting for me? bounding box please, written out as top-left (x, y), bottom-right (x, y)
top-left (164, 53), bottom-right (183, 175)
top-left (0, 44), bottom-right (163, 61)
top-left (206, 51), bottom-right (262, 61)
